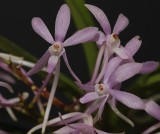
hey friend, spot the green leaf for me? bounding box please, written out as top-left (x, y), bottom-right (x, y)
top-left (127, 68), bottom-right (160, 93)
top-left (59, 73), bottom-right (83, 95)
top-left (0, 35), bottom-right (81, 95)
top-left (144, 73), bottom-right (160, 86)
top-left (0, 36), bottom-right (36, 62)
top-left (65, 0), bottom-right (98, 76)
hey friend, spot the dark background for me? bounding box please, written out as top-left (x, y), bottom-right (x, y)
top-left (0, 0), bottom-right (160, 79)
top-left (0, 0), bottom-right (160, 133)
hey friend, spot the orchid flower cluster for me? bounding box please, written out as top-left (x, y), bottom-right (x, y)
top-left (0, 3), bottom-right (160, 134)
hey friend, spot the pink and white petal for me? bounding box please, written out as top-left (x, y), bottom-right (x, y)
top-left (113, 13), bottom-right (129, 35)
top-left (0, 61), bottom-right (12, 73)
top-left (90, 44), bottom-right (105, 84)
top-left (54, 123), bottom-right (94, 134)
top-left (63, 27), bottom-right (98, 47)
top-left (145, 100), bottom-right (160, 121)
top-left (36, 73), bottom-right (53, 98)
top-left (140, 61), bottom-right (159, 74)
top-left (5, 107), bottom-right (18, 121)
top-left (70, 123), bottom-right (95, 134)
top-left (95, 128), bottom-right (116, 134)
top-left (82, 114), bottom-right (94, 127)
top-left (55, 4), bottom-right (70, 42)
top-left (85, 100), bottom-right (101, 114)
top-left (80, 92), bottom-right (99, 104)
top-left (0, 130), bottom-right (11, 134)
top-left (0, 81), bottom-right (13, 93)
top-left (85, 4), bottom-right (111, 35)
top-left (103, 57), bottom-right (122, 84)
top-left (95, 48), bottom-right (109, 84)
top-left (41, 61), bottom-right (60, 134)
top-left (53, 126), bottom-right (78, 134)
top-left (62, 52), bottom-right (81, 83)
top-left (55, 113), bottom-right (85, 126)
top-left (98, 95), bottom-right (109, 120)
top-left (75, 82), bottom-right (95, 92)
top-left (142, 122), bottom-right (160, 134)
top-left (109, 103), bottom-right (134, 127)
top-left (27, 112), bottom-right (83, 134)
top-left (0, 72), bottom-right (16, 84)
top-left (0, 94), bottom-right (7, 104)
top-left (125, 36), bottom-right (142, 57)
top-left (114, 47), bottom-right (129, 59)
top-left (31, 17), bottom-right (54, 44)
top-left (0, 94), bottom-right (16, 107)
top-left (27, 51), bottom-right (51, 76)
top-left (109, 90), bottom-right (145, 109)
top-left (96, 31), bottom-right (106, 47)
top-left (47, 55), bottom-right (59, 73)
top-left (109, 63), bottom-right (143, 86)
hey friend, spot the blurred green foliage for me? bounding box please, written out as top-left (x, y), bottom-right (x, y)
top-left (0, 0), bottom-right (160, 133)
top-left (65, 0), bottom-right (98, 76)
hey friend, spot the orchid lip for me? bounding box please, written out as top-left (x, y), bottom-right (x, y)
top-left (113, 34), bottom-right (119, 39)
top-left (95, 84), bottom-right (108, 96)
top-left (48, 42), bottom-right (63, 56)
top-left (107, 33), bottom-right (120, 45)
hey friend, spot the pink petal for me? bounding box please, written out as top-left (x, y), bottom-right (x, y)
top-left (54, 123), bottom-right (95, 134)
top-left (0, 72), bottom-right (15, 84)
top-left (85, 4), bottom-right (111, 35)
top-left (113, 14), bottom-right (129, 35)
top-left (70, 123), bottom-right (95, 134)
top-left (109, 90), bottom-right (145, 109)
top-left (0, 81), bottom-right (13, 93)
top-left (41, 61), bottom-right (60, 134)
top-left (27, 112), bottom-right (83, 134)
top-left (90, 44), bottom-right (105, 84)
top-left (97, 95), bottom-right (109, 120)
top-left (71, 123), bottom-right (95, 134)
top-left (55, 4), bottom-right (70, 42)
top-left (54, 113), bottom-right (84, 126)
top-left (39, 73), bottom-right (53, 93)
top-left (0, 130), bottom-right (11, 134)
top-left (109, 102), bottom-right (134, 127)
top-left (96, 31), bottom-right (106, 47)
top-left (142, 122), bottom-right (160, 134)
top-left (80, 92), bottom-right (99, 104)
top-left (54, 126), bottom-right (78, 134)
top-left (145, 100), bottom-right (160, 121)
top-left (114, 47), bottom-right (129, 59)
top-left (109, 63), bottom-right (143, 86)
top-left (0, 94), bottom-right (16, 107)
top-left (0, 94), bottom-right (7, 103)
top-left (86, 101), bottom-right (101, 114)
top-left (31, 17), bottom-right (54, 44)
top-left (63, 27), bottom-right (98, 46)
top-left (75, 82), bottom-right (95, 92)
top-left (103, 57), bottom-right (122, 84)
top-left (82, 114), bottom-right (94, 126)
top-left (95, 129), bottom-right (113, 134)
top-left (27, 51), bottom-right (50, 76)
top-left (125, 36), bottom-right (142, 57)
top-left (62, 52), bottom-right (81, 83)
top-left (47, 55), bottom-right (59, 73)
top-left (140, 61), bottom-right (159, 74)
top-left (95, 48), bottom-right (109, 84)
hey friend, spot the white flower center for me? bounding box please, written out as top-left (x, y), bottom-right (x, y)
top-left (95, 84), bottom-right (108, 96)
top-left (107, 34), bottom-right (120, 47)
top-left (106, 34), bottom-right (121, 55)
top-left (107, 33), bottom-right (119, 45)
top-left (48, 42), bottom-right (63, 56)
